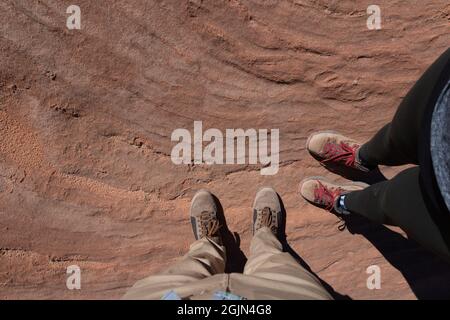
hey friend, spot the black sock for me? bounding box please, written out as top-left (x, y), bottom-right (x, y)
top-left (357, 145), bottom-right (376, 169)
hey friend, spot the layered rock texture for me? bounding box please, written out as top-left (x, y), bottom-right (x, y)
top-left (0, 0), bottom-right (449, 299)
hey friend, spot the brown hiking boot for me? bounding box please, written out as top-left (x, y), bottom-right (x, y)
top-left (190, 190), bottom-right (222, 244)
top-left (252, 187), bottom-right (282, 236)
top-left (299, 177), bottom-right (368, 215)
top-left (306, 131), bottom-right (374, 172)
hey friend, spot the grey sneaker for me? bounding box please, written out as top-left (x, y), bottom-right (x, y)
top-left (306, 131), bottom-right (374, 172)
top-left (299, 176), bottom-right (368, 215)
top-left (190, 190), bottom-right (222, 244)
top-left (252, 187), bottom-right (282, 236)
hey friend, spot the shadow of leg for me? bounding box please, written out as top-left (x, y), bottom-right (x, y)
top-left (276, 194), bottom-right (351, 300)
top-left (343, 214), bottom-right (450, 299)
top-left (211, 194), bottom-right (247, 273)
top-left (310, 152), bottom-right (388, 185)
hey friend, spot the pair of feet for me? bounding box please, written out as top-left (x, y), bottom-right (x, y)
top-left (299, 131), bottom-right (374, 215)
top-left (190, 188), bottom-right (282, 245)
top-left (191, 131), bottom-right (374, 243)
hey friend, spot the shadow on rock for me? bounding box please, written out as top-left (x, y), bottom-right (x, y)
top-left (212, 191), bottom-right (351, 299)
top-left (310, 152), bottom-right (387, 185)
top-left (277, 194), bottom-right (352, 300)
top-left (211, 194), bottom-right (248, 274)
top-left (343, 214), bottom-right (450, 299)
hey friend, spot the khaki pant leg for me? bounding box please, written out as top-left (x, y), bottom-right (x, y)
top-left (234, 227), bottom-right (332, 300)
top-left (122, 237), bottom-right (226, 299)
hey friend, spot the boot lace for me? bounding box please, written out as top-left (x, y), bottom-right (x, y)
top-left (198, 211), bottom-right (221, 238)
top-left (255, 207), bottom-right (277, 233)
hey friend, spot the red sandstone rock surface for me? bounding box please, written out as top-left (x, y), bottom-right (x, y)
top-left (1, 0), bottom-right (449, 299)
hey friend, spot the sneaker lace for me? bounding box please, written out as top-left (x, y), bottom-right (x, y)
top-left (199, 211), bottom-right (221, 238)
top-left (321, 141), bottom-right (358, 167)
top-left (314, 181), bottom-right (342, 212)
